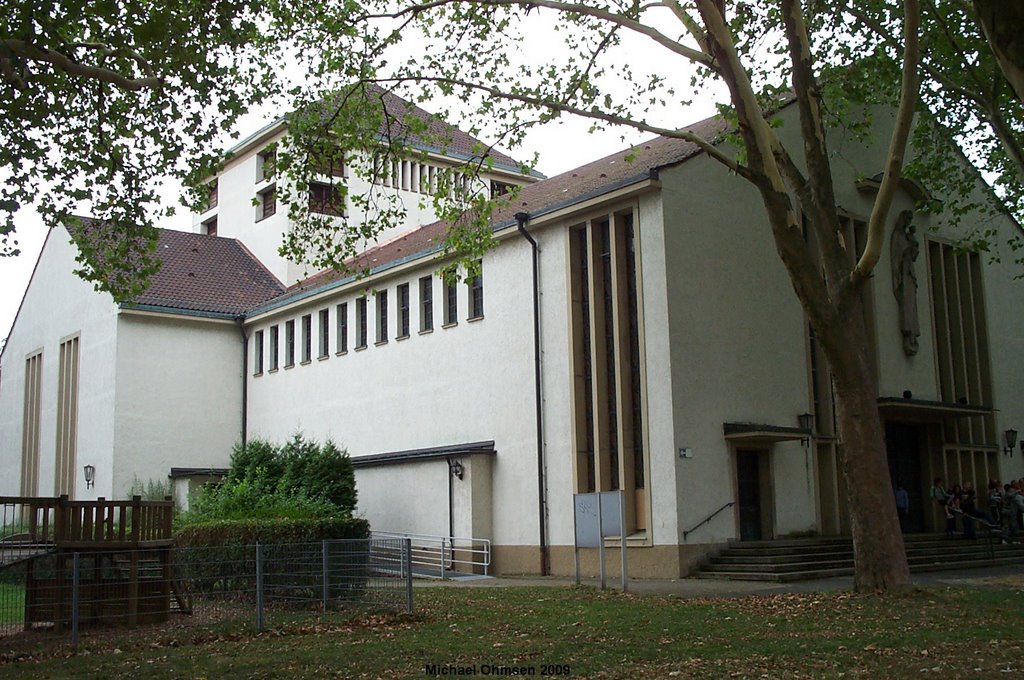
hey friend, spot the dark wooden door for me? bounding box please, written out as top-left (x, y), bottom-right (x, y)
top-left (737, 449), bottom-right (763, 541)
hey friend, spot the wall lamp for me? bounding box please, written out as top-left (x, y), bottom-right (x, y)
top-left (1004, 429), bottom-right (1018, 457)
top-left (798, 413), bottom-right (815, 448)
top-left (448, 459), bottom-right (465, 480)
top-left (83, 464), bottom-right (96, 489)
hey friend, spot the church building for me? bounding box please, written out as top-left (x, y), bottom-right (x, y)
top-left (2, 91), bottom-right (1022, 577)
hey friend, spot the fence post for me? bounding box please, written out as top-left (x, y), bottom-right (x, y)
top-left (440, 539), bottom-right (446, 581)
top-left (71, 552), bottom-right (80, 653)
top-left (404, 538), bottom-right (414, 614)
top-left (322, 540), bottom-right (329, 611)
top-left (255, 542), bottom-right (264, 633)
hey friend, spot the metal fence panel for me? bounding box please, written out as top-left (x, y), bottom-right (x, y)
top-left (0, 538), bottom-right (412, 648)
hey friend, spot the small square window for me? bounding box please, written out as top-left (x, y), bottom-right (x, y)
top-left (309, 182), bottom-right (345, 216)
top-left (269, 325), bottom-right (279, 371)
top-left (468, 264), bottom-right (483, 319)
top-left (318, 309), bottom-right (330, 358)
top-left (257, 186), bottom-right (276, 221)
top-left (201, 216), bottom-right (218, 237)
top-left (376, 290), bottom-right (388, 344)
top-left (419, 276), bottom-right (433, 332)
top-left (443, 280), bottom-right (458, 326)
top-left (356, 297), bottom-right (368, 349)
top-left (285, 319), bottom-right (295, 367)
top-left (336, 302), bottom-right (348, 353)
top-left (397, 283), bottom-right (410, 338)
top-left (257, 148), bottom-right (276, 182)
top-left (254, 329), bottom-right (264, 375)
top-left (301, 314), bottom-right (312, 363)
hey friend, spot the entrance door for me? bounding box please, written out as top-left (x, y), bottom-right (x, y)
top-left (736, 449), bottom-right (770, 541)
top-left (885, 423), bottom-right (926, 533)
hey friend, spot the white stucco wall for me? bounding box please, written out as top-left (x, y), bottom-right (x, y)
top-left (245, 240), bottom-right (539, 545)
top-left (111, 314), bottom-right (243, 497)
top-left (195, 126), bottom-right (532, 287)
top-left (0, 228), bottom-right (119, 499)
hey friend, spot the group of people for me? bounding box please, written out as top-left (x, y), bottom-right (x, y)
top-left (926, 477), bottom-right (1024, 543)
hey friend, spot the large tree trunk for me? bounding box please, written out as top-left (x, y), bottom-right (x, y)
top-left (974, 0), bottom-right (1024, 105)
top-left (817, 299), bottom-right (911, 592)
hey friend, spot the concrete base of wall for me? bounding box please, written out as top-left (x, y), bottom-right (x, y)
top-left (490, 542), bottom-right (730, 579)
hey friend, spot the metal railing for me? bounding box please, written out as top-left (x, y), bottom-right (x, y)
top-left (683, 501), bottom-right (735, 540)
top-left (0, 538), bottom-right (414, 650)
top-left (372, 531), bottom-right (491, 578)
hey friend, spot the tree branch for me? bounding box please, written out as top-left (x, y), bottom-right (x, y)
top-left (365, 0), bottom-right (717, 68)
top-left (0, 39), bottom-right (162, 91)
top-left (375, 74), bottom-right (755, 179)
top-left (853, 0), bottom-right (920, 281)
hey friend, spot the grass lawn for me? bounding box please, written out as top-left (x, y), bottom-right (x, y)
top-left (2, 579), bottom-right (1023, 678)
top-left (0, 583), bottom-right (25, 627)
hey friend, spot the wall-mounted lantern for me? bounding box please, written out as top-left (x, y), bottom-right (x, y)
top-left (83, 464), bottom-right (96, 489)
top-left (1004, 429), bottom-right (1018, 457)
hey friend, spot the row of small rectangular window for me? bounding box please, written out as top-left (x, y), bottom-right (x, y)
top-left (252, 271), bottom-right (483, 375)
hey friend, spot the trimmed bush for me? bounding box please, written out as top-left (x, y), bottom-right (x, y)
top-left (175, 516), bottom-right (370, 548)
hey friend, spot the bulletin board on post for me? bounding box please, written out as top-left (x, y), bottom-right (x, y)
top-left (573, 490), bottom-right (628, 591)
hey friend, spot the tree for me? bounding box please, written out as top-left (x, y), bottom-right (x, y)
top-left (840, 0), bottom-right (1024, 235)
top-left (0, 0), bottom-right (280, 300)
top-left (276, 0), bottom-right (934, 591)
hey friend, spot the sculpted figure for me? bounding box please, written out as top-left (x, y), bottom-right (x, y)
top-left (890, 210), bottom-right (920, 356)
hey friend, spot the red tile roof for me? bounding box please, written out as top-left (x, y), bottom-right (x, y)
top-left (132, 230), bottom-right (284, 316)
top-left (274, 116), bottom-right (727, 305)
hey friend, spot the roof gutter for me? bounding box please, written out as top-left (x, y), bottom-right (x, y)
top-left (516, 211), bottom-right (549, 576)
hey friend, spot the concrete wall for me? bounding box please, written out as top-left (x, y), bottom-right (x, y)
top-left (0, 228), bottom-right (119, 499)
top-left (245, 240), bottom-right (539, 547)
top-left (111, 314), bottom-right (243, 498)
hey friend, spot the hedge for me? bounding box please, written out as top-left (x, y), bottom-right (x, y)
top-left (175, 516), bottom-right (370, 549)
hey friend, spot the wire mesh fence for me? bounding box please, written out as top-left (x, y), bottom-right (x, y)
top-left (0, 537), bottom-right (412, 650)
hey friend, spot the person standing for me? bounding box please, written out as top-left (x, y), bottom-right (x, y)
top-left (894, 481), bottom-right (910, 533)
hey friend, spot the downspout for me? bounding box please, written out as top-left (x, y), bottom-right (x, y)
top-left (235, 316), bottom-right (248, 447)
top-left (516, 211), bottom-right (549, 575)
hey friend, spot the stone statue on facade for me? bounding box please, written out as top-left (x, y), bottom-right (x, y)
top-left (890, 210), bottom-right (920, 356)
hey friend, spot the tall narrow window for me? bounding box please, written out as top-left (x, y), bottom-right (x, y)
top-left (419, 276), bottom-right (434, 332)
top-left (356, 297), bottom-right (368, 349)
top-left (206, 179), bottom-right (219, 210)
top-left (269, 325), bottom-right (279, 370)
top-left (301, 314), bottom-right (312, 363)
top-left (336, 303), bottom-right (348, 353)
top-left (285, 319), bottom-right (295, 367)
top-left (568, 211), bottom-right (647, 533)
top-left (54, 336), bottom-right (80, 496)
top-left (397, 283), bottom-right (410, 338)
top-left (468, 265), bottom-right (484, 319)
top-left (376, 290), bottom-right (389, 344)
top-left (318, 309), bottom-right (329, 358)
top-left (443, 280), bottom-right (458, 326)
top-left (20, 351), bottom-right (42, 496)
top-left (254, 330), bottom-right (264, 375)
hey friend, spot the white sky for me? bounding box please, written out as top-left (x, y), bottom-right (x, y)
top-left (0, 10), bottom-right (723, 344)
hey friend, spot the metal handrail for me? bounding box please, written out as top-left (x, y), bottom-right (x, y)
top-left (683, 501), bottom-right (735, 540)
top-left (372, 531), bottom-right (491, 577)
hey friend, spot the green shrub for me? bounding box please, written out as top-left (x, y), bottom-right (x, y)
top-left (176, 433), bottom-right (359, 529)
top-left (175, 516), bottom-right (370, 547)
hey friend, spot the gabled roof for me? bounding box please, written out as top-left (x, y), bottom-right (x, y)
top-left (127, 230), bottom-right (285, 317)
top-left (225, 84), bottom-right (543, 179)
top-left (266, 114), bottom-right (728, 308)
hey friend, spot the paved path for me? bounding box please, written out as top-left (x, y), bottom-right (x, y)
top-left (416, 563), bottom-right (1024, 598)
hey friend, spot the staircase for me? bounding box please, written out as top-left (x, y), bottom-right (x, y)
top-left (695, 533), bottom-right (1024, 582)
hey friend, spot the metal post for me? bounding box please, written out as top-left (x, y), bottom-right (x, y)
top-left (620, 490), bottom-right (628, 593)
top-left (598, 494), bottom-right (606, 590)
top-left (71, 552), bottom-right (80, 652)
top-left (322, 540), bottom-right (329, 611)
top-left (255, 543), bottom-right (264, 633)
top-left (440, 538), bottom-right (446, 581)
top-left (404, 538), bottom-right (414, 614)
